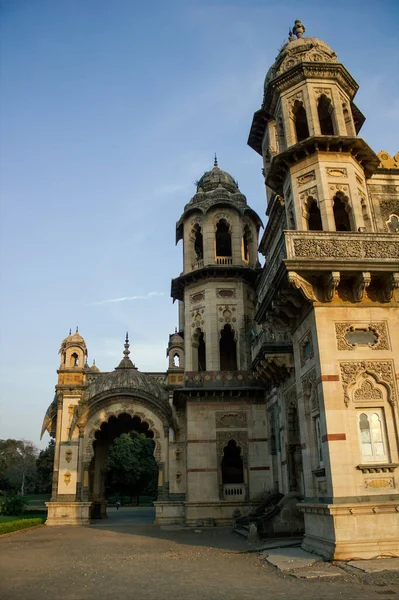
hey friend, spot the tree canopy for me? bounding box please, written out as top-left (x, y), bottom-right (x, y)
top-left (106, 431), bottom-right (158, 503)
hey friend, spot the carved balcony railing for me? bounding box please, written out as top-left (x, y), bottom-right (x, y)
top-left (251, 327), bottom-right (291, 359)
top-left (216, 256), bottom-right (233, 265)
top-left (284, 231), bottom-right (399, 271)
top-left (192, 259), bottom-right (204, 270)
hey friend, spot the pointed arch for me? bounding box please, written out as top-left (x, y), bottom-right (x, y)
top-left (333, 192), bottom-right (353, 231)
top-left (219, 324), bottom-right (237, 371)
top-left (215, 218), bottom-right (232, 258)
top-left (221, 440), bottom-right (244, 484)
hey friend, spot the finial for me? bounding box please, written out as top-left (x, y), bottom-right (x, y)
top-left (123, 332), bottom-right (130, 360)
top-left (214, 153), bottom-right (218, 168)
top-left (93, 359), bottom-right (96, 365)
top-left (293, 19), bottom-right (305, 39)
top-left (288, 28), bottom-right (295, 42)
top-left (175, 327), bottom-right (177, 333)
top-left (76, 326), bottom-right (79, 333)
top-left (69, 328), bottom-right (72, 335)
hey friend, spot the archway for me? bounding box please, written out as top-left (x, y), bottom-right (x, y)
top-left (88, 413), bottom-right (159, 518)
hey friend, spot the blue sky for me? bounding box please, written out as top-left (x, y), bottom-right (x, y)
top-left (1, 0), bottom-right (398, 448)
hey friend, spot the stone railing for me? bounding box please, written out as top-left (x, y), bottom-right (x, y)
top-left (284, 231), bottom-right (399, 266)
top-left (184, 371), bottom-right (260, 388)
top-left (223, 484), bottom-right (245, 499)
top-left (192, 259), bottom-right (204, 270)
top-left (216, 256), bottom-right (233, 265)
top-left (257, 234), bottom-right (287, 305)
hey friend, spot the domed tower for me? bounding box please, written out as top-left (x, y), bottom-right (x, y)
top-left (59, 328), bottom-right (87, 371)
top-left (249, 20), bottom-right (399, 560)
top-left (172, 157), bottom-right (262, 372)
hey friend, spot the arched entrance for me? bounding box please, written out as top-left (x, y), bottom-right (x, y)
top-left (88, 412), bottom-right (159, 518)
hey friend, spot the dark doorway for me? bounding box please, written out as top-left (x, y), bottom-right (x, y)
top-left (220, 324), bottom-right (237, 371)
top-left (318, 94), bottom-right (335, 135)
top-left (293, 101), bottom-right (309, 142)
top-left (308, 200), bottom-right (323, 231)
top-left (197, 331), bottom-right (206, 372)
top-left (193, 224), bottom-right (203, 260)
top-left (215, 219), bottom-right (232, 257)
top-left (333, 196), bottom-right (351, 231)
top-left (222, 440), bottom-right (244, 484)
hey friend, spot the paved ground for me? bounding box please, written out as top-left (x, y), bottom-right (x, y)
top-left (0, 507), bottom-right (398, 600)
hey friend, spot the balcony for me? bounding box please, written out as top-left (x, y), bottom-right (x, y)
top-left (192, 259), bottom-right (204, 270)
top-left (216, 256), bottom-right (233, 265)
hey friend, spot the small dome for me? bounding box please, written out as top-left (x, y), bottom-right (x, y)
top-left (169, 331), bottom-right (184, 346)
top-left (265, 36), bottom-right (338, 86)
top-left (60, 328), bottom-right (86, 351)
top-left (196, 160), bottom-right (239, 194)
top-left (90, 360), bottom-right (100, 373)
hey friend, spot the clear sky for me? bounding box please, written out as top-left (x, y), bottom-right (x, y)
top-left (1, 0), bottom-right (398, 448)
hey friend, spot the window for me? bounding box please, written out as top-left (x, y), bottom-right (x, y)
top-left (307, 199), bottom-right (323, 231)
top-left (70, 352), bottom-right (79, 367)
top-left (358, 409), bottom-right (388, 463)
top-left (317, 94), bottom-right (335, 136)
top-left (292, 100), bottom-right (309, 143)
top-left (197, 331), bottom-right (206, 372)
top-left (242, 225), bottom-right (251, 263)
top-left (219, 324), bottom-right (237, 371)
top-left (215, 219), bottom-right (232, 257)
top-left (387, 214), bottom-right (399, 233)
top-left (333, 195), bottom-right (352, 231)
top-left (343, 104), bottom-right (354, 136)
top-left (173, 354), bottom-right (180, 367)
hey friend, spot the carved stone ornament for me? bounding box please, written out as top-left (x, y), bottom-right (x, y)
top-left (291, 237), bottom-right (399, 260)
top-left (314, 87), bottom-right (332, 100)
top-left (190, 291), bottom-right (205, 303)
top-left (339, 361), bottom-right (396, 407)
top-left (288, 272), bottom-right (316, 301)
top-left (297, 171), bottom-right (315, 186)
top-left (217, 304), bottom-right (237, 328)
top-left (327, 167), bottom-right (347, 178)
top-left (301, 368), bottom-right (319, 414)
top-left (284, 386), bottom-right (297, 410)
top-left (64, 471), bottom-right (71, 486)
top-left (299, 330), bottom-right (314, 366)
top-left (216, 411), bottom-right (248, 429)
top-left (335, 322), bottom-right (389, 351)
top-left (382, 273), bottom-right (399, 302)
top-left (217, 289), bottom-right (236, 299)
top-left (354, 378), bottom-right (382, 401)
top-left (216, 431), bottom-right (248, 457)
top-left (214, 212), bottom-right (232, 229)
top-left (325, 271), bottom-right (340, 302)
top-left (287, 91), bottom-right (304, 111)
top-left (379, 199), bottom-right (399, 231)
top-left (65, 450), bottom-right (73, 464)
top-left (353, 272), bottom-right (371, 302)
top-left (299, 185), bottom-right (318, 204)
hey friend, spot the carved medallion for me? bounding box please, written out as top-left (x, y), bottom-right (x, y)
top-left (216, 411), bottom-right (248, 429)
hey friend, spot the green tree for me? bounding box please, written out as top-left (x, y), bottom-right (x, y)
top-left (36, 439), bottom-right (55, 494)
top-left (107, 432), bottom-right (158, 504)
top-left (0, 439), bottom-right (38, 494)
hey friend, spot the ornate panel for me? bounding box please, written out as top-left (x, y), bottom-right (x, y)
top-left (190, 291), bottom-right (205, 303)
top-left (335, 322), bottom-right (390, 351)
top-left (339, 361), bottom-right (396, 406)
top-left (299, 330), bottom-right (314, 366)
top-left (216, 289), bottom-right (236, 299)
top-left (301, 368), bottom-right (319, 414)
top-left (297, 171), bottom-right (315, 186)
top-left (215, 411), bottom-right (248, 429)
top-left (216, 431), bottom-right (248, 457)
top-left (190, 307), bottom-right (205, 330)
top-left (326, 167), bottom-right (347, 178)
top-left (379, 199), bottom-right (399, 231)
top-left (217, 304), bottom-right (237, 329)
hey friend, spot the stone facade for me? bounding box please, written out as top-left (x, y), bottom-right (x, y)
top-left (42, 20), bottom-right (398, 560)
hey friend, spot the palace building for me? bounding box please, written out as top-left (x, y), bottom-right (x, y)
top-left (42, 20), bottom-right (399, 560)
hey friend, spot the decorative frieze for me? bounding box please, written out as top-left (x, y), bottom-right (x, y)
top-left (335, 322), bottom-right (390, 351)
top-left (339, 360), bottom-right (396, 406)
top-left (290, 235), bottom-right (399, 259)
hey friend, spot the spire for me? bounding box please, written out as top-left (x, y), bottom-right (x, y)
top-left (214, 153), bottom-right (219, 169)
top-left (76, 326), bottom-right (79, 333)
top-left (69, 328), bottom-right (72, 335)
top-left (115, 332), bottom-right (137, 370)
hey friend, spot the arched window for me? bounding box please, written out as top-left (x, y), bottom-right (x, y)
top-left (358, 410), bottom-right (388, 462)
top-left (333, 195), bottom-right (352, 231)
top-left (220, 324), bottom-right (237, 371)
top-left (307, 199), bottom-right (323, 231)
top-left (71, 352), bottom-right (79, 367)
top-left (215, 219), bottom-right (232, 258)
top-left (317, 94), bottom-right (335, 135)
top-left (173, 353), bottom-right (180, 367)
top-left (242, 224), bottom-right (251, 263)
top-left (193, 224), bottom-right (203, 260)
top-left (292, 100), bottom-right (309, 143)
top-left (221, 440), bottom-right (244, 484)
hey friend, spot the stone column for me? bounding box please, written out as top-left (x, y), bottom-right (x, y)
top-left (51, 396), bottom-right (63, 500)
